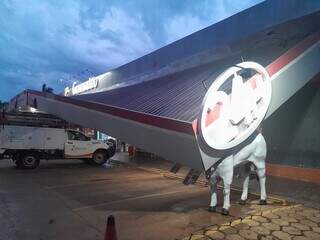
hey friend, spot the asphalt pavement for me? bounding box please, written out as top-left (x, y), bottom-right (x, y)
top-left (0, 154), bottom-right (319, 240)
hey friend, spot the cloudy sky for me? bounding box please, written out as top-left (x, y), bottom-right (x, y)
top-left (0, 0), bottom-right (263, 101)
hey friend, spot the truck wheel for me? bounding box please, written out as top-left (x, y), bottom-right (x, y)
top-left (107, 146), bottom-right (116, 159)
top-left (92, 150), bottom-right (107, 165)
top-left (12, 154), bottom-right (19, 163)
top-left (16, 153), bottom-right (40, 169)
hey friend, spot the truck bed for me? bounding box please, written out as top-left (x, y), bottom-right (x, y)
top-left (0, 125), bottom-right (65, 151)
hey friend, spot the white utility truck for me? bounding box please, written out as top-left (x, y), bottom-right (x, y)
top-left (0, 111), bottom-right (115, 169)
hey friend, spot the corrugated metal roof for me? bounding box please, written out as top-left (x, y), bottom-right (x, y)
top-left (73, 11), bottom-right (320, 123)
top-left (72, 41), bottom-right (296, 122)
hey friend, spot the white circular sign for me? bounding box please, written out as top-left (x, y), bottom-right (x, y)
top-left (199, 61), bottom-right (271, 151)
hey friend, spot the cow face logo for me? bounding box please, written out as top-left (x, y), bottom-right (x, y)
top-left (198, 62), bottom-right (271, 152)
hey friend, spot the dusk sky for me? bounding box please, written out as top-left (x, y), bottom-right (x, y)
top-left (0, 0), bottom-right (263, 101)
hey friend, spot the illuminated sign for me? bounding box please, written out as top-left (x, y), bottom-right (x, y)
top-left (198, 61), bottom-right (271, 152)
top-left (73, 77), bottom-right (99, 95)
top-left (64, 77), bottom-right (99, 96)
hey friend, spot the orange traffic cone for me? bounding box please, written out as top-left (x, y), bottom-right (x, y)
top-left (104, 215), bottom-right (118, 240)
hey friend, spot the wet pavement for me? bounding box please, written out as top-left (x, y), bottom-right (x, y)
top-left (0, 154), bottom-right (319, 240)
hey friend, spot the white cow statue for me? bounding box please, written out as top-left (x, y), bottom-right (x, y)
top-left (208, 132), bottom-right (267, 215)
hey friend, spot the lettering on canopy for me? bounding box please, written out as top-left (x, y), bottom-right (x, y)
top-left (64, 77), bottom-right (99, 96)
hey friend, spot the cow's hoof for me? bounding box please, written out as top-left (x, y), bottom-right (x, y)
top-left (259, 199), bottom-right (267, 205)
top-left (208, 206), bottom-right (216, 212)
top-left (221, 208), bottom-right (229, 215)
top-left (239, 199), bottom-right (246, 205)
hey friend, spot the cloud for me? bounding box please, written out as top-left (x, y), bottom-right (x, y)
top-left (98, 7), bottom-right (155, 63)
top-left (0, 0), bottom-right (155, 100)
top-left (165, 14), bottom-right (210, 44)
top-left (164, 0), bottom-right (263, 44)
top-left (0, 0), bottom-right (262, 101)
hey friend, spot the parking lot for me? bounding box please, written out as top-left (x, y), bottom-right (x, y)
top-left (1, 154), bottom-right (320, 240)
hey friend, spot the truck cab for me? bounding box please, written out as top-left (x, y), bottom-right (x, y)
top-left (65, 130), bottom-right (114, 165)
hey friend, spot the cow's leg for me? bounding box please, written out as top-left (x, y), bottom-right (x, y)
top-left (256, 164), bottom-right (267, 205)
top-left (209, 172), bottom-right (219, 212)
top-left (239, 163), bottom-right (253, 205)
top-left (239, 174), bottom-right (250, 205)
top-left (252, 133), bottom-right (267, 205)
top-left (221, 169), bottom-right (233, 215)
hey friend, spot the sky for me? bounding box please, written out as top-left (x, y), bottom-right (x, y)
top-left (0, 0), bottom-right (263, 101)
